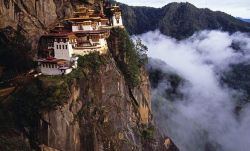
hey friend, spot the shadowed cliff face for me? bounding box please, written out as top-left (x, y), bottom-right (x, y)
top-left (0, 0), bottom-right (75, 50)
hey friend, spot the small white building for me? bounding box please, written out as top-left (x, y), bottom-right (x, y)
top-left (54, 40), bottom-right (74, 61)
top-left (37, 58), bottom-right (73, 75)
top-left (111, 5), bottom-right (124, 27)
top-left (37, 32), bottom-right (78, 75)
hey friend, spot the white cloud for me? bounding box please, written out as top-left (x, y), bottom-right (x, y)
top-left (116, 0), bottom-right (250, 18)
top-left (138, 30), bottom-right (250, 151)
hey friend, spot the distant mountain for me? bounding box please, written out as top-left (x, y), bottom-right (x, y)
top-left (119, 2), bottom-right (250, 39)
top-left (240, 18), bottom-right (250, 23)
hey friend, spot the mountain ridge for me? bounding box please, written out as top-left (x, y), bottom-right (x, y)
top-left (239, 18), bottom-right (250, 23)
top-left (118, 2), bottom-right (250, 39)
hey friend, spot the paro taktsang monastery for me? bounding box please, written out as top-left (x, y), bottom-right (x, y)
top-left (36, 4), bottom-right (123, 75)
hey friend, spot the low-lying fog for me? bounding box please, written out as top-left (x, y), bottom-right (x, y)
top-left (137, 30), bottom-right (250, 151)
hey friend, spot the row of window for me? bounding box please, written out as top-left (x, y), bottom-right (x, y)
top-left (41, 63), bottom-right (58, 68)
top-left (56, 45), bottom-right (68, 50)
top-left (54, 38), bottom-right (69, 42)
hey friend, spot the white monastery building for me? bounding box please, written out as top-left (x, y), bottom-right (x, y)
top-left (36, 4), bottom-right (123, 75)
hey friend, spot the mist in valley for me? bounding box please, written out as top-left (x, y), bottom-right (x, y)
top-left (137, 30), bottom-right (250, 151)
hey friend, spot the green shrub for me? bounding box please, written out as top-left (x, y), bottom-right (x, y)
top-left (108, 28), bottom-right (148, 87)
top-left (77, 52), bottom-right (109, 70)
top-left (11, 77), bottom-right (69, 127)
top-left (141, 126), bottom-right (155, 140)
top-left (63, 52), bottom-right (109, 83)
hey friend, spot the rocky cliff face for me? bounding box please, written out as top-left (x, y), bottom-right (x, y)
top-left (0, 55), bottom-right (176, 151)
top-left (0, 0), bottom-right (75, 50)
top-left (37, 59), bottom-right (152, 151)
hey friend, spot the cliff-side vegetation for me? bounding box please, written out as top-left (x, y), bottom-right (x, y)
top-left (108, 28), bottom-right (148, 87)
top-left (0, 53), bottom-right (111, 149)
top-left (66, 52), bottom-right (110, 80)
top-left (11, 77), bottom-right (70, 126)
top-left (1, 53), bottom-right (109, 127)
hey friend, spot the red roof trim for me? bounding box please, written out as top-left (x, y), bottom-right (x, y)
top-left (42, 32), bottom-right (75, 37)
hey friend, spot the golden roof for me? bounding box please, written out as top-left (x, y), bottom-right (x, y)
top-left (77, 6), bottom-right (87, 10)
top-left (100, 18), bottom-right (109, 21)
top-left (73, 12), bottom-right (87, 14)
top-left (83, 20), bottom-right (92, 22)
top-left (66, 16), bottom-right (101, 21)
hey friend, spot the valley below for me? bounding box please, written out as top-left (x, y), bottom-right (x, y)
top-left (139, 30), bottom-right (250, 151)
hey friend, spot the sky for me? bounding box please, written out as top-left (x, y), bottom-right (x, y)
top-left (116, 0), bottom-right (250, 18)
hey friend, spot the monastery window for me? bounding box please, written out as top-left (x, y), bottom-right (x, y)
top-left (59, 45), bottom-right (61, 49)
top-left (62, 45), bottom-right (64, 49)
top-left (65, 45), bottom-right (68, 49)
top-left (56, 45), bottom-right (58, 49)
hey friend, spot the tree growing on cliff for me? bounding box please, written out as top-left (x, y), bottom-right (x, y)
top-left (135, 38), bottom-right (148, 66)
top-left (108, 28), bottom-right (148, 87)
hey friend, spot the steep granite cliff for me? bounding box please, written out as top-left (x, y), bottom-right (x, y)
top-left (0, 54), bottom-right (177, 151)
